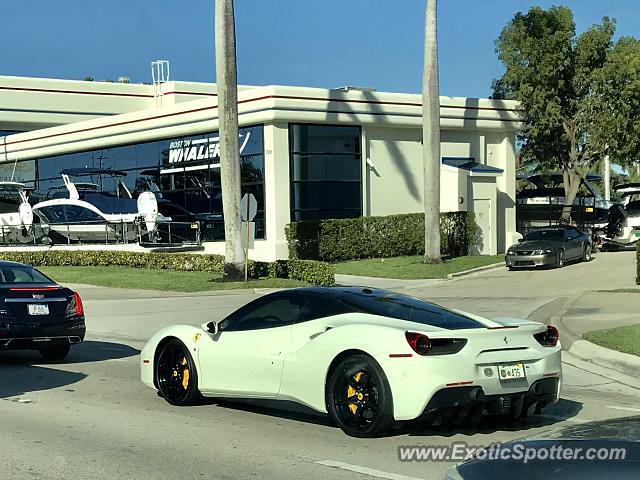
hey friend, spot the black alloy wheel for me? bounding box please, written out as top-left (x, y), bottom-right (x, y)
top-left (326, 354), bottom-right (394, 438)
top-left (155, 339), bottom-right (202, 406)
top-left (556, 249), bottom-right (565, 268)
top-left (39, 344), bottom-right (70, 361)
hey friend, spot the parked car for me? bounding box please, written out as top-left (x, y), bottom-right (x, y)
top-left (0, 261), bottom-right (85, 360)
top-left (141, 287), bottom-right (562, 437)
top-left (505, 227), bottom-right (592, 270)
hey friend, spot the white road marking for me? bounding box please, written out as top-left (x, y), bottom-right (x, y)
top-left (315, 460), bottom-right (424, 480)
top-left (605, 405), bottom-right (640, 413)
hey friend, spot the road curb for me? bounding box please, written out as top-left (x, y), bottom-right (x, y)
top-left (568, 339), bottom-right (640, 378)
top-left (446, 262), bottom-right (504, 279)
top-left (546, 293), bottom-right (640, 378)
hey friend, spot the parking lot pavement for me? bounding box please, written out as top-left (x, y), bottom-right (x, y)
top-left (408, 250), bottom-right (636, 299)
top-left (561, 290), bottom-right (640, 336)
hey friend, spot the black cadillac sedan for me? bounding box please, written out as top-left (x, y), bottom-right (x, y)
top-left (505, 226), bottom-right (592, 270)
top-left (0, 261), bottom-right (85, 360)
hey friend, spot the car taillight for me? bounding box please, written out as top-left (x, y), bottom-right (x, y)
top-left (534, 325), bottom-right (559, 347)
top-left (73, 291), bottom-right (84, 317)
top-left (405, 332), bottom-right (431, 355)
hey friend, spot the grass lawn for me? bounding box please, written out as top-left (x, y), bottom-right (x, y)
top-left (334, 255), bottom-right (504, 280)
top-left (584, 325), bottom-right (640, 357)
top-left (38, 266), bottom-right (307, 293)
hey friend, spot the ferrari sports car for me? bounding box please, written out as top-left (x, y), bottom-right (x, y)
top-left (0, 260), bottom-right (85, 360)
top-left (141, 287), bottom-right (562, 437)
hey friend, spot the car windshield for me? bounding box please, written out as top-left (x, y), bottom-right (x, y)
top-left (524, 229), bottom-right (563, 241)
top-left (338, 292), bottom-right (484, 330)
top-left (0, 265), bottom-right (53, 284)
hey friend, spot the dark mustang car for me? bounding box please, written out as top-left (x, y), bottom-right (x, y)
top-left (0, 261), bottom-right (85, 360)
top-left (505, 227), bottom-right (592, 270)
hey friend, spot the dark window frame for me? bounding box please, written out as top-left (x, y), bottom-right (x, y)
top-left (288, 123), bottom-right (363, 222)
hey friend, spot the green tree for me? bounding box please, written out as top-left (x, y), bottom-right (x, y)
top-left (493, 6), bottom-right (640, 221)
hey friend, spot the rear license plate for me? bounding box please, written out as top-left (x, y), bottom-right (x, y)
top-left (498, 363), bottom-right (526, 381)
top-left (28, 304), bottom-right (49, 316)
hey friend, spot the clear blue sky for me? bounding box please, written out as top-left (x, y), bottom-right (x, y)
top-left (1, 1), bottom-right (637, 98)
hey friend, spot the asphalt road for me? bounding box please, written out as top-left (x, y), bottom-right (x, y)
top-left (1, 251), bottom-right (639, 480)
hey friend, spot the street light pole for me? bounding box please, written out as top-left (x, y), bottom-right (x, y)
top-left (604, 154), bottom-right (611, 201)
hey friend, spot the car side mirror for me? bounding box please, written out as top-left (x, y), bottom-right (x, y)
top-left (203, 321), bottom-right (219, 335)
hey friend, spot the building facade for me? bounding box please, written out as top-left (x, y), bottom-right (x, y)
top-left (0, 76), bottom-right (520, 260)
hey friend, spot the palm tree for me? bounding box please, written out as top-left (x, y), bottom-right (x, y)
top-left (215, 0), bottom-right (244, 278)
top-left (422, 0), bottom-right (441, 263)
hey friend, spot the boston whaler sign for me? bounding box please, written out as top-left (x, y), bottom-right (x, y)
top-left (168, 131), bottom-right (252, 166)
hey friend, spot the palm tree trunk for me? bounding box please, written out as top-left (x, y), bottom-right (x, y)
top-left (423, 0), bottom-right (442, 263)
top-left (215, 0), bottom-right (244, 278)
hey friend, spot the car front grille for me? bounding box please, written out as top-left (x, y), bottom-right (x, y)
top-left (515, 261), bottom-right (535, 266)
top-left (516, 250), bottom-right (534, 255)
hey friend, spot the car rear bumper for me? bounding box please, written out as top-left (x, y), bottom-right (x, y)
top-left (379, 346), bottom-right (562, 421)
top-left (0, 322), bottom-right (85, 350)
top-left (418, 377), bottom-right (559, 423)
top-left (0, 334), bottom-right (84, 350)
top-left (505, 253), bottom-right (556, 268)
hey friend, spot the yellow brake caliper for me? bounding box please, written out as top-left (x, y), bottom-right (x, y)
top-left (347, 372), bottom-right (363, 415)
top-left (181, 357), bottom-right (190, 390)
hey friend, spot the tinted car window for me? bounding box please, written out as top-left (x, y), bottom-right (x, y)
top-left (297, 296), bottom-right (352, 322)
top-left (336, 292), bottom-right (483, 330)
top-left (0, 265), bottom-right (52, 284)
top-left (223, 296), bottom-right (303, 331)
top-left (524, 229), bottom-right (563, 241)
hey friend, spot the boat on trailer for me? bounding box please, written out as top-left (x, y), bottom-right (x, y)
top-left (516, 172), bottom-right (612, 235)
top-left (599, 183), bottom-right (640, 250)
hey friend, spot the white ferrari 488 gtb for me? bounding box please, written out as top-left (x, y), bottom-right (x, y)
top-left (140, 287), bottom-right (562, 437)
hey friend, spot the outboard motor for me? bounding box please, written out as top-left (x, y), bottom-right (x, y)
top-left (605, 203), bottom-right (627, 239)
top-left (137, 191), bottom-right (159, 234)
top-left (18, 200), bottom-right (33, 228)
top-left (10, 190), bottom-right (35, 243)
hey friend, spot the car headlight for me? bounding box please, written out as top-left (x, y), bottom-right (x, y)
top-left (533, 249), bottom-right (553, 254)
top-left (507, 249), bottom-right (515, 255)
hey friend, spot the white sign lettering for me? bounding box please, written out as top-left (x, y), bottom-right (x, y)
top-left (168, 132), bottom-right (251, 165)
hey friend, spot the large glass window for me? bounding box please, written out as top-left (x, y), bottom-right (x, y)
top-left (289, 124), bottom-right (362, 221)
top-left (33, 125), bottom-right (265, 240)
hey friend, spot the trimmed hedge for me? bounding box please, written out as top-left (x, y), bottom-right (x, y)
top-left (286, 211), bottom-right (479, 262)
top-left (251, 259), bottom-right (335, 286)
top-left (0, 251), bottom-right (335, 286)
top-left (0, 251), bottom-right (225, 272)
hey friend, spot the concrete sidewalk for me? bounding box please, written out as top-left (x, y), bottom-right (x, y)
top-left (553, 290), bottom-right (640, 377)
top-left (562, 291), bottom-right (640, 337)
